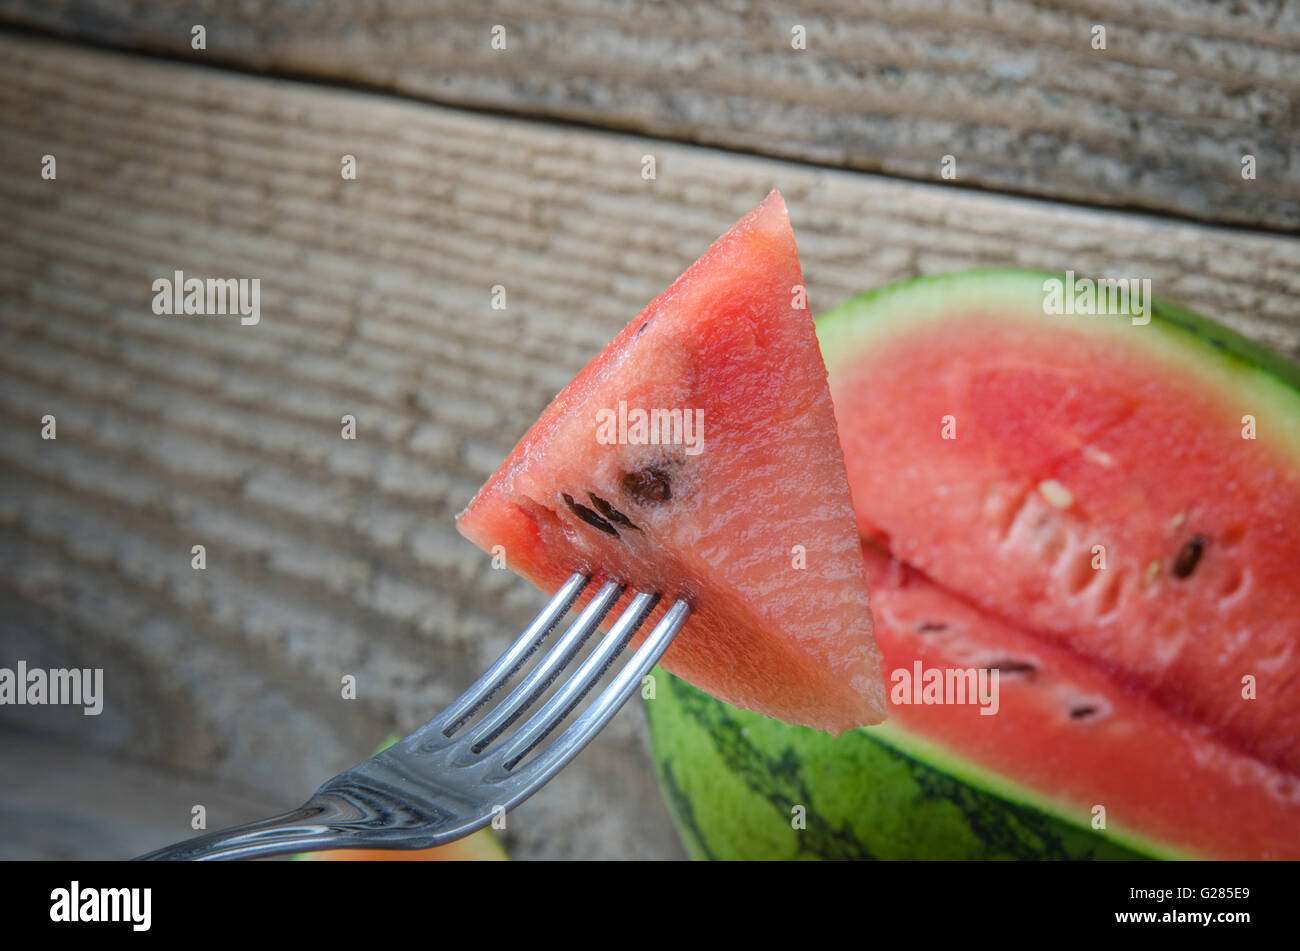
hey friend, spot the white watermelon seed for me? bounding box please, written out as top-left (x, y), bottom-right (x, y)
top-left (1038, 479), bottom-right (1074, 509)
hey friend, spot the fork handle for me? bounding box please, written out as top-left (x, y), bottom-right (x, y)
top-left (135, 793), bottom-right (359, 861)
top-left (135, 787), bottom-right (460, 861)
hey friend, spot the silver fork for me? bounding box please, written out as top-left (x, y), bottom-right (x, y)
top-left (137, 573), bottom-right (689, 860)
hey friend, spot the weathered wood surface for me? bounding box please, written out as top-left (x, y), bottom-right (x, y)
top-left (1, 0), bottom-right (1297, 230)
top-left (0, 32), bottom-right (1298, 859)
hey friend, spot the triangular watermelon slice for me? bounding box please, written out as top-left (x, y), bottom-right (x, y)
top-left (456, 191), bottom-right (884, 734)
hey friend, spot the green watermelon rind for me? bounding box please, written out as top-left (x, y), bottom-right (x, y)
top-left (646, 268), bottom-right (1300, 861)
top-left (647, 667), bottom-right (1167, 861)
top-left (865, 717), bottom-right (1186, 860)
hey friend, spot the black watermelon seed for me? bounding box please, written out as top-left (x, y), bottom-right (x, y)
top-left (987, 659), bottom-right (1037, 677)
top-left (561, 493), bottom-right (619, 536)
top-left (916, 621), bottom-right (949, 633)
top-left (588, 492), bottom-right (640, 531)
top-left (622, 466), bottom-right (672, 506)
top-left (1172, 535), bottom-right (1207, 579)
top-left (636, 321), bottom-right (649, 337)
top-left (1070, 705), bottom-right (1099, 720)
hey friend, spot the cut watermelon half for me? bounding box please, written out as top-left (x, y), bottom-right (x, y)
top-left (821, 271), bottom-right (1300, 776)
top-left (644, 270), bottom-right (1300, 860)
top-left (457, 191), bottom-right (884, 735)
top-left (820, 271), bottom-right (1300, 857)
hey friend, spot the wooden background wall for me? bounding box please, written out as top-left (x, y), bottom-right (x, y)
top-left (0, 2), bottom-right (1296, 859)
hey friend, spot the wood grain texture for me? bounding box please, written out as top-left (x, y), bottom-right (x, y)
top-left (0, 0), bottom-right (1297, 230)
top-left (0, 33), bottom-right (1297, 858)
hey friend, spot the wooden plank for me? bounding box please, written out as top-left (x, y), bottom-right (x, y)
top-left (0, 35), bottom-right (1298, 858)
top-left (1, 1), bottom-right (1297, 229)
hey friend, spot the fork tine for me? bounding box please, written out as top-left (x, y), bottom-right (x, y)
top-left (436, 571), bottom-right (588, 735)
top-left (464, 579), bottom-right (624, 752)
top-left (505, 598), bottom-right (690, 777)
top-left (492, 589), bottom-right (662, 770)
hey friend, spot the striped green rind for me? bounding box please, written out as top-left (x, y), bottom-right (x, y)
top-left (645, 669), bottom-right (1147, 861)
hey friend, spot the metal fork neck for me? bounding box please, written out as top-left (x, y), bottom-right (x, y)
top-left (136, 785), bottom-right (465, 861)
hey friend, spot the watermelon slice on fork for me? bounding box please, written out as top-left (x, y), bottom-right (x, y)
top-left (457, 190), bottom-right (885, 735)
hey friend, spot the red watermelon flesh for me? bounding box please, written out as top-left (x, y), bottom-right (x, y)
top-left (864, 542), bottom-right (1300, 859)
top-left (456, 191), bottom-right (884, 735)
top-left (830, 309), bottom-right (1300, 775)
